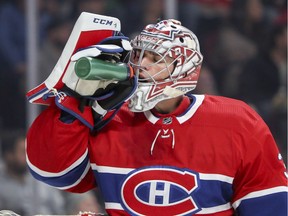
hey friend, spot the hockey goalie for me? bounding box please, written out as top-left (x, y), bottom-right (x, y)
top-left (25, 12), bottom-right (287, 216)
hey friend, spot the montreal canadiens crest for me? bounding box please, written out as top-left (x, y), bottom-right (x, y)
top-left (120, 166), bottom-right (200, 215)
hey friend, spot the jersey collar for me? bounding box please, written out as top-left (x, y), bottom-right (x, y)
top-left (144, 94), bottom-right (205, 124)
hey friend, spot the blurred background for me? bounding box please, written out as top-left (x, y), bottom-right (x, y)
top-left (0, 0), bottom-right (286, 214)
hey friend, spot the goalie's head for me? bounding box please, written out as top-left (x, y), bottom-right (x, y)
top-left (128, 19), bottom-right (203, 112)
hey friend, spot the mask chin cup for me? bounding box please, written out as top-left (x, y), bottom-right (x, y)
top-left (163, 86), bottom-right (185, 97)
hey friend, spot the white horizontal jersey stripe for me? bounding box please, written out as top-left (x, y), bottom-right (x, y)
top-left (199, 173), bottom-right (234, 184)
top-left (232, 186), bottom-right (288, 209)
top-left (26, 148), bottom-right (89, 177)
top-left (198, 203), bottom-right (232, 214)
top-left (91, 164), bottom-right (234, 184)
top-left (91, 163), bottom-right (134, 174)
top-left (104, 202), bottom-right (232, 213)
top-left (105, 202), bottom-right (124, 210)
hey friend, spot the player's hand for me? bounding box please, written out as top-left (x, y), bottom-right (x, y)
top-left (64, 35), bottom-right (132, 96)
top-left (64, 35), bottom-right (136, 115)
top-left (54, 35), bottom-right (137, 130)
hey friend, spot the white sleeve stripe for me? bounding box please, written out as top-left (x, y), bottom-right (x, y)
top-left (232, 186), bottom-right (288, 209)
top-left (54, 161), bottom-right (91, 190)
top-left (199, 203), bottom-right (232, 214)
top-left (26, 148), bottom-right (89, 177)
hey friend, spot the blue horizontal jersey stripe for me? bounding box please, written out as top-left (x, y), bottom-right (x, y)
top-left (93, 171), bottom-right (233, 208)
top-left (237, 192), bottom-right (288, 215)
top-left (94, 171), bottom-right (126, 202)
top-left (195, 180), bottom-right (233, 207)
top-left (28, 155), bottom-right (89, 188)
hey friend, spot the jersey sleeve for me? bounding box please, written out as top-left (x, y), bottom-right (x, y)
top-left (231, 110), bottom-right (288, 215)
top-left (26, 104), bottom-right (96, 193)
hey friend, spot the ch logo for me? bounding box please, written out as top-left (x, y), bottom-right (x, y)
top-left (121, 166), bottom-right (200, 215)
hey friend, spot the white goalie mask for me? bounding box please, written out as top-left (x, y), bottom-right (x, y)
top-left (128, 19), bottom-right (203, 112)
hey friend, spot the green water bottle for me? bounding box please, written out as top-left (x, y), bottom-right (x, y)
top-left (74, 57), bottom-right (133, 81)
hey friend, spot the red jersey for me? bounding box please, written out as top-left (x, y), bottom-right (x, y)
top-left (26, 94), bottom-right (288, 215)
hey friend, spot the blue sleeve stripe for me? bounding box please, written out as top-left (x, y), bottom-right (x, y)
top-left (233, 186), bottom-right (288, 209)
top-left (26, 149), bottom-right (89, 177)
top-left (235, 190), bottom-right (288, 215)
top-left (55, 162), bottom-right (91, 190)
top-left (27, 152), bottom-right (90, 188)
